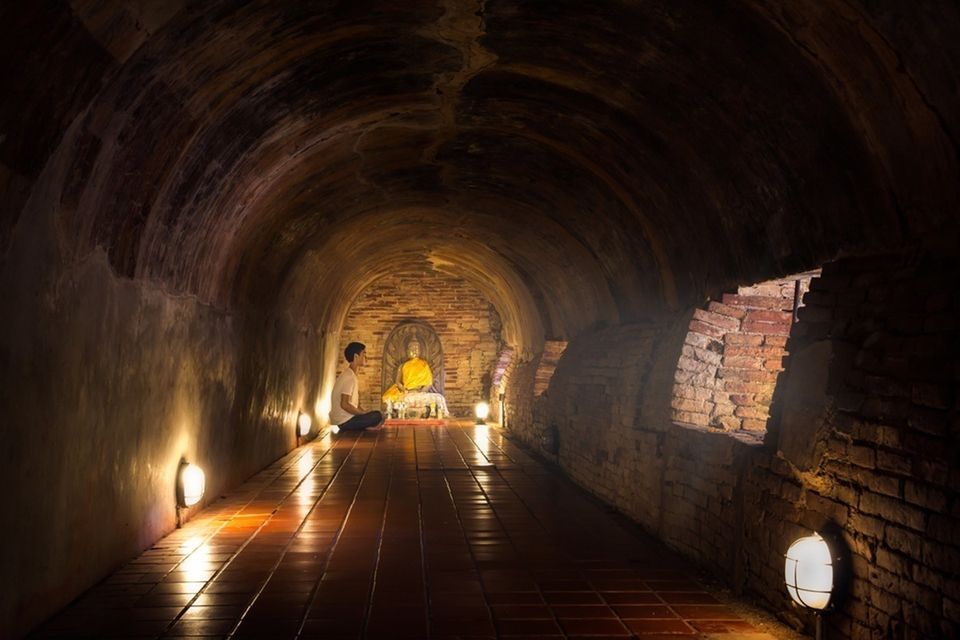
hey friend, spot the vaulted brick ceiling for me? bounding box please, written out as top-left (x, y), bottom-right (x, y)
top-left (4, 1), bottom-right (959, 349)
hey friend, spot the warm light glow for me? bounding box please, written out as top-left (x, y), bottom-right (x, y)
top-left (298, 449), bottom-right (315, 478)
top-left (298, 412), bottom-right (312, 436)
top-left (179, 535), bottom-right (206, 554)
top-left (180, 541), bottom-right (213, 581)
top-left (473, 424), bottom-right (491, 456)
top-left (475, 402), bottom-right (490, 420)
top-left (179, 463), bottom-right (206, 507)
top-left (316, 396), bottom-right (331, 421)
top-left (785, 532), bottom-right (834, 610)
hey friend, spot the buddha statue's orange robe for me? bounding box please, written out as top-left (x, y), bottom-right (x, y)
top-left (382, 357), bottom-right (433, 403)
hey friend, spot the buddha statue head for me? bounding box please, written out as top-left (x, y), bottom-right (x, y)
top-left (406, 339), bottom-right (423, 360)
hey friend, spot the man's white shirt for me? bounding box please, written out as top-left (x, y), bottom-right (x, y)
top-left (329, 368), bottom-right (359, 425)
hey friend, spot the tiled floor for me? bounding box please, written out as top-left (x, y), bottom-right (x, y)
top-left (32, 421), bottom-right (785, 639)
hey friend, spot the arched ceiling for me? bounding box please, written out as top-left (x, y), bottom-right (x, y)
top-left (4, 0), bottom-right (960, 351)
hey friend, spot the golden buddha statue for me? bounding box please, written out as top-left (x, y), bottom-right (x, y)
top-left (382, 339), bottom-right (433, 404)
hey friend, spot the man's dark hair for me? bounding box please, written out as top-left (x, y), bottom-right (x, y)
top-left (344, 342), bottom-right (366, 363)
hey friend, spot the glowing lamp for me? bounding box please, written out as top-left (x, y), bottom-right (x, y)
top-left (785, 532), bottom-right (835, 611)
top-left (177, 462), bottom-right (206, 508)
top-left (297, 412), bottom-right (312, 436)
top-left (475, 402), bottom-right (490, 423)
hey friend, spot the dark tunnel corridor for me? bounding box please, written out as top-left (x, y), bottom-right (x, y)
top-left (1, 1), bottom-right (959, 638)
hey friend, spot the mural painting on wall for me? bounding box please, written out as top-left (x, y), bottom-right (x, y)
top-left (381, 321), bottom-right (448, 418)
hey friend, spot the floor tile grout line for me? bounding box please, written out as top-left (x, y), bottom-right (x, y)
top-left (53, 439), bottom-right (334, 639)
top-left (457, 424), bottom-right (693, 634)
top-left (158, 433), bottom-right (358, 638)
top-left (441, 422), bottom-right (571, 639)
top-left (124, 443), bottom-right (329, 596)
top-left (361, 428), bottom-right (398, 638)
top-left (427, 424), bottom-right (501, 639)
top-left (292, 429), bottom-right (386, 639)
top-left (413, 427), bottom-right (433, 640)
top-left (222, 432), bottom-right (370, 639)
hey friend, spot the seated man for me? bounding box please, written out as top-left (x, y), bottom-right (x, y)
top-left (330, 342), bottom-right (384, 431)
top-left (382, 339), bottom-right (433, 403)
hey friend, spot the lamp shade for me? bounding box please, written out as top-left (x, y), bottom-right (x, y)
top-left (784, 532), bottom-right (834, 610)
top-left (178, 463), bottom-right (206, 508)
top-left (297, 412), bottom-right (312, 436)
top-left (475, 402), bottom-right (490, 420)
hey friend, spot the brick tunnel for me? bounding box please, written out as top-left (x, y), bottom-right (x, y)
top-left (1, 2), bottom-right (959, 639)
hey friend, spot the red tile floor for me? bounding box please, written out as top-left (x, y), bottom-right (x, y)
top-left (32, 421), bottom-right (793, 639)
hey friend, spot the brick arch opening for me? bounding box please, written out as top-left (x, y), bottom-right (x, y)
top-left (339, 268), bottom-right (504, 417)
top-left (671, 271), bottom-right (819, 437)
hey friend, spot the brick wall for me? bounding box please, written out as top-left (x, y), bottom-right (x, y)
top-left (534, 340), bottom-right (568, 396)
top-left (339, 270), bottom-right (502, 416)
top-left (748, 253), bottom-right (960, 639)
top-left (672, 275), bottom-right (814, 435)
top-left (505, 252), bottom-right (958, 639)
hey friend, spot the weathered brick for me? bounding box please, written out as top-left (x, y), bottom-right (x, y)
top-left (923, 540), bottom-right (960, 576)
top-left (722, 380), bottom-right (773, 394)
top-left (725, 333), bottom-right (764, 346)
top-left (904, 481), bottom-right (948, 511)
top-left (671, 397), bottom-right (708, 413)
top-left (860, 492), bottom-right (925, 530)
top-left (763, 335), bottom-right (789, 347)
top-left (684, 331), bottom-right (722, 351)
top-left (885, 525), bottom-right (925, 556)
top-left (723, 345), bottom-right (786, 359)
top-left (687, 319), bottom-right (726, 340)
top-left (693, 308), bottom-right (742, 332)
top-left (676, 355), bottom-right (714, 373)
top-left (734, 405), bottom-right (769, 419)
top-left (849, 511), bottom-right (886, 538)
top-left (722, 355), bottom-right (763, 369)
top-left (742, 309), bottom-right (790, 324)
top-left (722, 293), bottom-right (792, 309)
top-left (876, 547), bottom-right (911, 575)
top-left (805, 492), bottom-right (849, 525)
top-left (848, 444), bottom-right (876, 469)
top-left (706, 301), bottom-right (747, 319)
top-left (877, 450), bottom-right (913, 475)
top-left (674, 385), bottom-right (714, 401)
top-left (674, 410), bottom-right (710, 427)
top-left (714, 415), bottom-right (741, 431)
top-left (742, 320), bottom-right (791, 336)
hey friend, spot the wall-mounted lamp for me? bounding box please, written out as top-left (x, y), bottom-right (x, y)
top-left (785, 531), bottom-right (842, 639)
top-left (297, 411), bottom-right (312, 437)
top-left (475, 401), bottom-right (490, 424)
top-left (177, 461), bottom-right (205, 508)
top-left (176, 460), bottom-right (206, 527)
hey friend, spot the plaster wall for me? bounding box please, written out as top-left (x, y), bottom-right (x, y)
top-left (0, 164), bottom-right (319, 638)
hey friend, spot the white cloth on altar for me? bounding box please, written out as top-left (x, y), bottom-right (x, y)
top-left (397, 391), bottom-right (448, 417)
